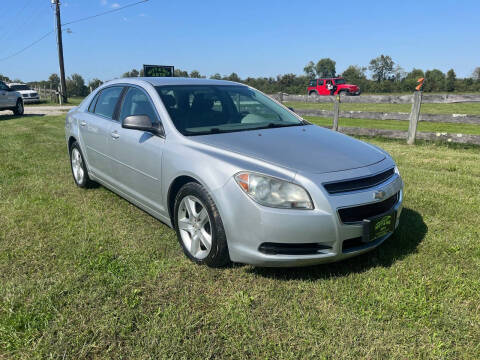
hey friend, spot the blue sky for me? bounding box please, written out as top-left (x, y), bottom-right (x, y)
top-left (0, 0), bottom-right (479, 83)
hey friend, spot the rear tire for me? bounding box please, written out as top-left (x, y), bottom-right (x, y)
top-left (174, 182), bottom-right (230, 268)
top-left (309, 91), bottom-right (319, 96)
top-left (13, 99), bottom-right (24, 116)
top-left (69, 141), bottom-right (96, 188)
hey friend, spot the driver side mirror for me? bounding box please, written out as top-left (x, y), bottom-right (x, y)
top-left (122, 115), bottom-right (164, 137)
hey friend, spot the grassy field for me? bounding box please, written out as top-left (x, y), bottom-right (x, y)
top-left (305, 116), bottom-right (480, 135)
top-left (29, 96), bottom-right (85, 107)
top-left (285, 101), bottom-right (480, 115)
top-left (1, 115), bottom-right (479, 359)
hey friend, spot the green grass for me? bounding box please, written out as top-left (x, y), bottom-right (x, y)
top-left (28, 96), bottom-right (85, 107)
top-left (305, 116), bottom-right (480, 135)
top-left (1, 115), bottom-right (480, 359)
top-left (286, 101), bottom-right (480, 115)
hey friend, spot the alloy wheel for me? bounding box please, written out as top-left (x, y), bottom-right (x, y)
top-left (177, 195), bottom-right (212, 259)
top-left (71, 148), bottom-right (85, 184)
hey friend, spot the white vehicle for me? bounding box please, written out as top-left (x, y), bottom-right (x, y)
top-left (0, 81), bottom-right (24, 115)
top-left (7, 83), bottom-right (40, 104)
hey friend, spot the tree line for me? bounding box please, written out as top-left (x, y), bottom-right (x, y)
top-left (2, 56), bottom-right (480, 96)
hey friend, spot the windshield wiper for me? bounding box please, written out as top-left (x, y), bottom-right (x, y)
top-left (250, 122), bottom-right (306, 131)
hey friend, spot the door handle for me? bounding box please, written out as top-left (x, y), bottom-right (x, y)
top-left (80, 121), bottom-right (87, 127)
top-left (111, 131), bottom-right (120, 139)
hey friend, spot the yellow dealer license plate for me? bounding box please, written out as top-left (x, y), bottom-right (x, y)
top-left (363, 212), bottom-right (396, 243)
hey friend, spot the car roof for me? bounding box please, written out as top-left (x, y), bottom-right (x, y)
top-left (123, 77), bottom-right (242, 87)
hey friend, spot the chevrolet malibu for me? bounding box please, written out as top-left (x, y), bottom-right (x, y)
top-left (65, 78), bottom-right (404, 267)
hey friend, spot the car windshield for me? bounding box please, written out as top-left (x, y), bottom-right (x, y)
top-left (10, 85), bottom-right (31, 91)
top-left (334, 79), bottom-right (346, 85)
top-left (155, 85), bottom-right (304, 136)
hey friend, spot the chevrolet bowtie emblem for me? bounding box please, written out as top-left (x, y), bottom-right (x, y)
top-left (374, 190), bottom-right (386, 200)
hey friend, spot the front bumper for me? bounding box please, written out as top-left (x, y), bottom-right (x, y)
top-left (213, 164), bottom-right (403, 267)
top-left (23, 97), bottom-right (40, 104)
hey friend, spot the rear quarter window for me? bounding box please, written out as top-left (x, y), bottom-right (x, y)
top-left (88, 92), bottom-right (100, 113)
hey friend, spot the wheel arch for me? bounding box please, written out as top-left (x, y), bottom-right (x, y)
top-left (167, 175), bottom-right (201, 225)
top-left (68, 136), bottom-right (77, 153)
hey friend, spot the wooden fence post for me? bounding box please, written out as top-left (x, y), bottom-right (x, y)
top-left (332, 95), bottom-right (340, 131)
top-left (407, 91), bottom-right (422, 144)
top-left (58, 86), bottom-right (63, 106)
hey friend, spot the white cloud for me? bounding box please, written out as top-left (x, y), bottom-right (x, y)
top-left (100, 0), bottom-right (108, 5)
top-left (111, 3), bottom-right (120, 8)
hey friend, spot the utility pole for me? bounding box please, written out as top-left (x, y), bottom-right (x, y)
top-left (53, 0), bottom-right (67, 103)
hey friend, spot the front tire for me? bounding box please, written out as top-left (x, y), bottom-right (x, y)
top-left (13, 99), bottom-right (24, 116)
top-left (174, 182), bottom-right (230, 267)
top-left (70, 141), bottom-right (95, 188)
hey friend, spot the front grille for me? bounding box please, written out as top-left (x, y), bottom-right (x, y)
top-left (259, 242), bottom-right (332, 255)
top-left (338, 192), bottom-right (399, 223)
top-left (22, 94), bottom-right (28, 98)
top-left (324, 168), bottom-right (395, 194)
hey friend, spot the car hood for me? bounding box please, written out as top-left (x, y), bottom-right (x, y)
top-left (191, 125), bottom-right (385, 174)
top-left (339, 84), bottom-right (358, 89)
top-left (16, 90), bottom-right (36, 95)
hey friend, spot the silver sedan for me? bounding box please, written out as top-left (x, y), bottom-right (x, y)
top-left (65, 77), bottom-right (403, 267)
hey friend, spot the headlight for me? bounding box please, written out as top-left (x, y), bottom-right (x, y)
top-left (394, 166), bottom-right (400, 176)
top-left (234, 172), bottom-right (313, 209)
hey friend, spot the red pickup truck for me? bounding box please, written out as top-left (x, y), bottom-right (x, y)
top-left (307, 77), bottom-right (361, 96)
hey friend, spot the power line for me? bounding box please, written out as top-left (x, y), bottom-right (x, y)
top-left (0, 0), bottom-right (36, 42)
top-left (0, 31), bottom-right (54, 62)
top-left (0, 0), bottom-right (149, 62)
top-left (63, 0), bottom-right (149, 26)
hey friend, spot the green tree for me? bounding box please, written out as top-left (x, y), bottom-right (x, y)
top-left (342, 65), bottom-right (367, 83)
top-left (66, 73), bottom-right (87, 97)
top-left (446, 69), bottom-right (456, 92)
top-left (174, 69), bottom-right (189, 77)
top-left (48, 73), bottom-right (60, 90)
top-left (0, 74), bottom-right (11, 82)
top-left (368, 55), bottom-right (395, 82)
top-left (122, 69), bottom-right (139, 77)
top-left (210, 73), bottom-right (222, 80)
top-left (226, 72), bottom-right (241, 82)
top-left (189, 70), bottom-right (203, 78)
top-left (424, 69), bottom-right (446, 92)
top-left (472, 67), bottom-right (480, 81)
top-left (88, 78), bottom-right (103, 91)
top-left (303, 61), bottom-right (316, 79)
top-left (315, 58), bottom-right (336, 78)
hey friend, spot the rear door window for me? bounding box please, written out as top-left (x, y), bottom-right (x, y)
top-left (93, 87), bottom-right (124, 119)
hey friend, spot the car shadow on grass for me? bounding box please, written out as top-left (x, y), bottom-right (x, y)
top-left (0, 114), bottom-right (45, 121)
top-left (247, 207), bottom-right (427, 280)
